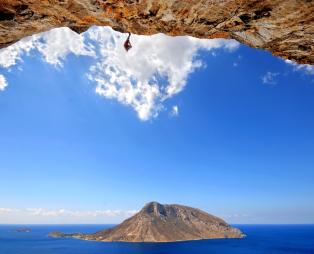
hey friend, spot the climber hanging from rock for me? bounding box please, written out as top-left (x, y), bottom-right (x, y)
top-left (124, 32), bottom-right (132, 52)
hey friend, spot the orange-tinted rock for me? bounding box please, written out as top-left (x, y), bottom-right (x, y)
top-left (0, 0), bottom-right (313, 64)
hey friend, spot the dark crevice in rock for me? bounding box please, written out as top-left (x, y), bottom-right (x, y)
top-left (254, 7), bottom-right (272, 19)
top-left (239, 14), bottom-right (251, 24)
top-left (0, 11), bottom-right (15, 21)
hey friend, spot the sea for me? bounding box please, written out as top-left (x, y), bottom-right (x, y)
top-left (0, 225), bottom-right (313, 254)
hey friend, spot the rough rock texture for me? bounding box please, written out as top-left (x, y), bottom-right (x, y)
top-left (49, 202), bottom-right (244, 242)
top-left (0, 0), bottom-right (313, 64)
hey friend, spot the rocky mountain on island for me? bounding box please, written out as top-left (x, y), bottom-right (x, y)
top-left (49, 202), bottom-right (244, 242)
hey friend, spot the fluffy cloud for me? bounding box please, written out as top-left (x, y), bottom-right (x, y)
top-left (285, 60), bottom-right (314, 75)
top-left (0, 26), bottom-right (313, 120)
top-left (86, 26), bottom-right (239, 120)
top-left (0, 26), bottom-right (239, 119)
top-left (0, 27), bottom-right (94, 95)
top-left (261, 71), bottom-right (279, 85)
top-left (0, 74), bottom-right (8, 91)
top-left (0, 35), bottom-right (36, 69)
top-left (35, 28), bottom-right (95, 66)
top-left (0, 27), bottom-right (94, 69)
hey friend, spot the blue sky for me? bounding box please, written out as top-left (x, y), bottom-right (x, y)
top-left (0, 27), bottom-right (313, 224)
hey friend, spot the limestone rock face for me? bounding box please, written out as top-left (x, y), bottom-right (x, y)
top-left (51, 202), bottom-right (244, 242)
top-left (1, 0), bottom-right (312, 64)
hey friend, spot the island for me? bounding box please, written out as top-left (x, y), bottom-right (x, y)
top-left (49, 202), bottom-right (245, 242)
top-left (15, 227), bottom-right (32, 233)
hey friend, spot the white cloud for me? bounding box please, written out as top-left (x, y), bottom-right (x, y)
top-left (170, 105), bottom-right (179, 117)
top-left (262, 71), bottom-right (279, 85)
top-left (0, 36), bottom-right (36, 68)
top-left (0, 207), bottom-right (138, 223)
top-left (1, 207), bottom-right (137, 218)
top-left (35, 28), bottom-right (95, 66)
top-left (0, 27), bottom-right (94, 69)
top-left (285, 60), bottom-right (314, 75)
top-left (86, 26), bottom-right (239, 120)
top-left (0, 26), bottom-right (313, 120)
top-left (222, 213), bottom-right (249, 219)
top-left (24, 208), bottom-right (137, 217)
top-left (0, 74), bottom-right (8, 91)
top-left (0, 208), bottom-right (18, 213)
top-left (0, 26), bottom-right (239, 120)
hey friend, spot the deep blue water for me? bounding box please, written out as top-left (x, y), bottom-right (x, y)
top-left (0, 225), bottom-right (313, 254)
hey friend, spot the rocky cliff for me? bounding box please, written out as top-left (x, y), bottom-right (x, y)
top-left (0, 0), bottom-right (313, 64)
top-left (49, 202), bottom-right (244, 242)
